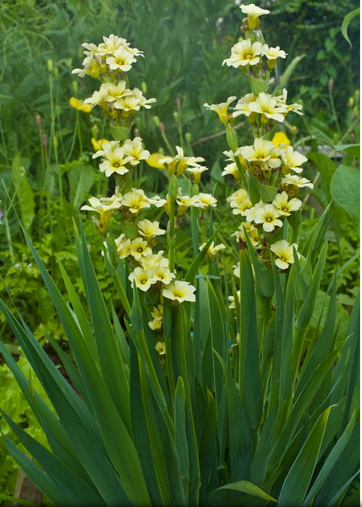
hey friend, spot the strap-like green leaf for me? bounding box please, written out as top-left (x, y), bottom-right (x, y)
top-left (341, 8), bottom-right (359, 47)
top-left (278, 406), bottom-right (333, 506)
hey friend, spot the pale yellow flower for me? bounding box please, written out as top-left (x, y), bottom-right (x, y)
top-left (241, 138), bottom-right (281, 169)
top-left (151, 305), bottom-right (163, 320)
top-left (84, 82), bottom-right (130, 108)
top-left (163, 280), bottom-right (196, 303)
top-left (234, 222), bottom-right (260, 247)
top-left (69, 97), bottom-right (92, 113)
top-left (232, 93), bottom-right (257, 118)
top-left (254, 204), bottom-right (283, 232)
top-left (199, 241), bottom-right (226, 258)
top-left (155, 342), bottom-right (166, 355)
top-left (282, 174), bottom-right (314, 189)
top-left (93, 140), bottom-right (133, 177)
top-left (261, 44), bottom-right (287, 61)
top-left (114, 234), bottom-right (132, 259)
top-left (243, 200), bottom-right (265, 223)
top-left (248, 93), bottom-right (288, 123)
top-left (275, 89), bottom-right (303, 116)
top-left (72, 54), bottom-right (103, 79)
top-left (105, 47), bottom-right (137, 72)
top-left (130, 237), bottom-right (152, 261)
top-left (273, 191), bottom-right (302, 216)
top-left (148, 195), bottom-right (168, 208)
top-left (114, 88), bottom-right (156, 112)
top-left (129, 267), bottom-right (156, 292)
top-left (203, 96), bottom-right (237, 124)
top-left (122, 137), bottom-right (150, 166)
top-left (152, 264), bottom-right (176, 285)
top-left (138, 219), bottom-right (166, 239)
top-left (222, 162), bottom-right (239, 178)
top-left (186, 165), bottom-right (208, 183)
top-left (240, 4), bottom-right (270, 29)
top-left (281, 146), bottom-right (308, 174)
top-left (223, 39), bottom-right (263, 68)
top-left (96, 35), bottom-right (128, 55)
top-left (80, 196), bottom-right (121, 215)
top-left (160, 146), bottom-right (205, 176)
top-left (121, 188), bottom-right (152, 214)
top-left (140, 252), bottom-right (169, 270)
top-left (176, 194), bottom-right (204, 216)
top-left (270, 240), bottom-right (298, 270)
top-left (227, 189), bottom-right (251, 215)
top-left (197, 193), bottom-right (217, 209)
top-left (149, 319), bottom-right (163, 331)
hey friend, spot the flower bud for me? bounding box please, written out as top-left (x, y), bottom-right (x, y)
top-left (168, 175), bottom-right (179, 201)
top-left (141, 81), bottom-right (147, 94)
top-left (185, 132), bottom-right (192, 144)
top-left (36, 114), bottom-right (42, 131)
top-left (226, 126), bottom-right (238, 152)
top-left (153, 116), bottom-right (160, 127)
top-left (328, 78), bottom-right (334, 93)
top-left (72, 81), bottom-right (78, 94)
top-left (47, 59), bottom-right (53, 73)
top-left (53, 136), bottom-right (58, 150)
top-left (173, 112), bottom-right (179, 122)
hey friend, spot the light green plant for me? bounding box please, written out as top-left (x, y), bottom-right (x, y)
top-left (0, 4), bottom-right (359, 507)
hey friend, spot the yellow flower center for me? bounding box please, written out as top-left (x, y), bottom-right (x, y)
top-left (245, 53), bottom-right (252, 59)
top-left (266, 217), bottom-right (272, 222)
top-left (282, 206), bottom-right (289, 212)
top-left (113, 162), bottom-right (120, 168)
top-left (141, 278), bottom-right (147, 284)
top-left (137, 247), bottom-right (143, 253)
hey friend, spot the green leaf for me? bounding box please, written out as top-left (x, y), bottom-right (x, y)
top-left (330, 165), bottom-right (360, 223)
top-left (214, 351), bottom-right (253, 482)
top-left (185, 226), bottom-right (221, 283)
top-left (248, 173), bottom-right (278, 204)
top-left (79, 224), bottom-right (132, 434)
top-left (68, 164), bottom-right (94, 209)
top-left (308, 152), bottom-right (335, 202)
top-left (1, 409), bottom-right (106, 506)
top-left (243, 230), bottom-right (273, 298)
top-left (1, 436), bottom-right (69, 506)
top-left (216, 480), bottom-right (277, 503)
top-left (238, 249), bottom-right (263, 433)
top-left (341, 8), bottom-right (360, 47)
top-left (334, 143), bottom-right (360, 157)
top-left (296, 241), bottom-right (328, 333)
top-left (174, 376), bottom-right (189, 500)
top-left (247, 76), bottom-right (268, 95)
top-left (278, 406), bottom-right (333, 506)
top-left (12, 154), bottom-right (35, 230)
top-left (302, 412), bottom-right (356, 506)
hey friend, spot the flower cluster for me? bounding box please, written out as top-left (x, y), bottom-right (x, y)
top-left (205, 4), bottom-right (313, 272)
top-left (72, 35), bottom-right (155, 127)
top-left (75, 36), bottom-right (199, 313)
